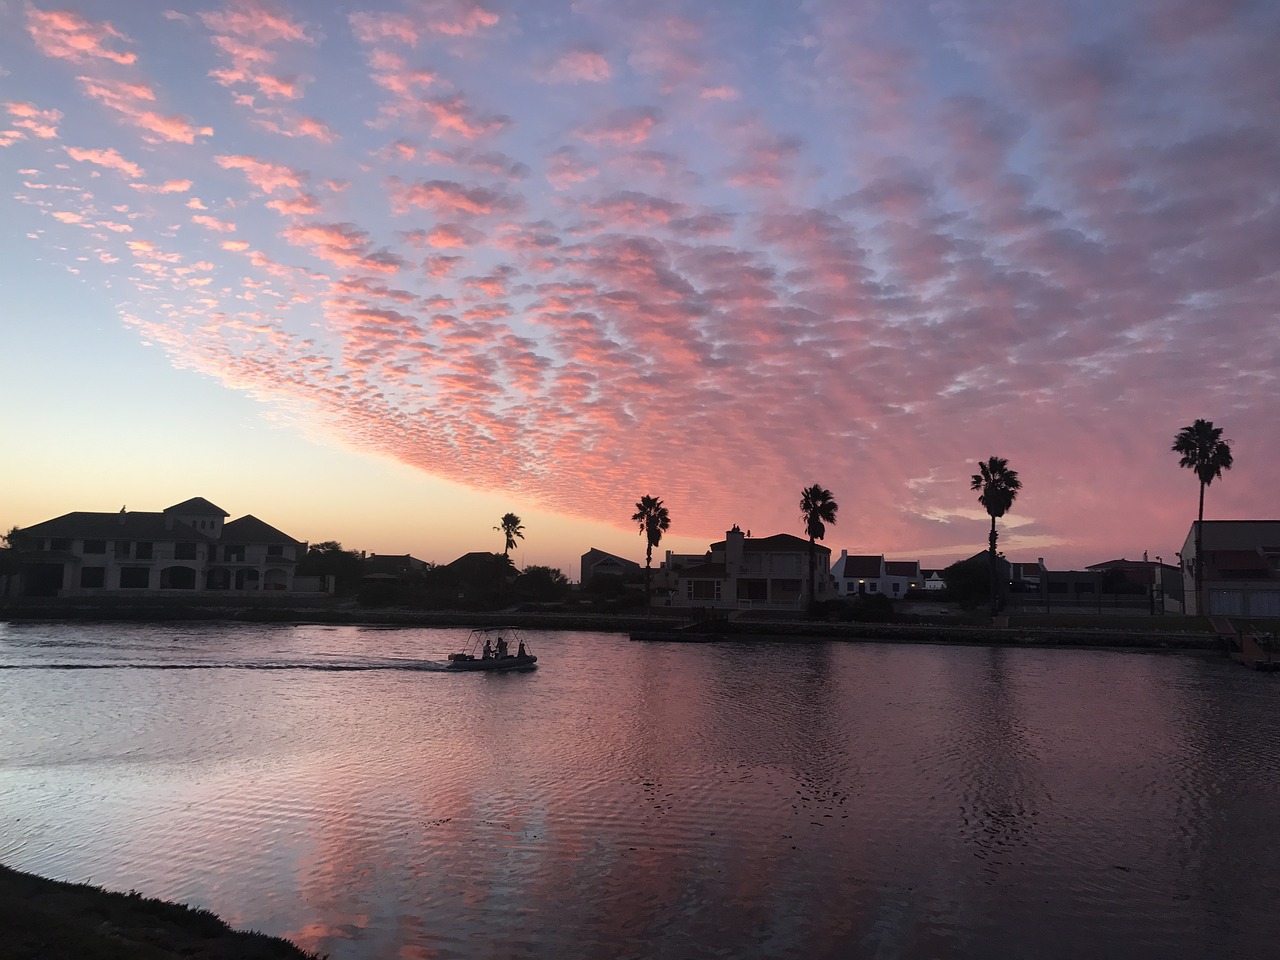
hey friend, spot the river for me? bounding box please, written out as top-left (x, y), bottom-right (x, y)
top-left (1, 621), bottom-right (1276, 959)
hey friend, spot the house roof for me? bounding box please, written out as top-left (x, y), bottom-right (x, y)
top-left (18, 511), bottom-right (213, 542)
top-left (710, 533), bottom-right (825, 553)
top-left (837, 555), bottom-right (883, 578)
top-left (1189, 520), bottom-right (1280, 551)
top-left (364, 554), bottom-right (427, 575)
top-left (581, 547), bottom-right (640, 570)
top-left (221, 515), bottom-right (300, 545)
top-left (164, 497), bottom-right (229, 517)
top-left (885, 560), bottom-right (920, 577)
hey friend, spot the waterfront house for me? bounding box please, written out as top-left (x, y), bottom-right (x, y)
top-left (665, 527), bottom-right (833, 610)
top-left (579, 548), bottom-right (642, 586)
top-left (831, 552), bottom-right (922, 599)
top-left (1178, 520), bottom-right (1280, 618)
top-left (11, 497), bottom-right (306, 597)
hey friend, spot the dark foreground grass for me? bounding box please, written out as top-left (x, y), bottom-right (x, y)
top-left (0, 864), bottom-right (323, 960)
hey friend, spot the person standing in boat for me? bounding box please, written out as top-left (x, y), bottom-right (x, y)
top-left (496, 636), bottom-right (509, 658)
top-left (482, 638), bottom-right (494, 659)
top-left (517, 639), bottom-right (526, 659)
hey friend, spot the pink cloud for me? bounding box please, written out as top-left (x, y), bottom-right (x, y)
top-left (575, 107), bottom-right (661, 146)
top-left (131, 179), bottom-right (193, 194)
top-left (65, 145), bottom-right (144, 179)
top-left (582, 191), bottom-right (687, 228)
top-left (424, 224), bottom-right (482, 249)
top-left (388, 177), bottom-right (519, 217)
top-left (5, 102), bottom-right (63, 138)
top-left (420, 94), bottom-right (509, 139)
top-left (214, 153), bottom-right (307, 193)
top-left (199, 0), bottom-right (311, 45)
top-left (266, 193), bottom-right (322, 216)
top-left (544, 47), bottom-right (611, 83)
top-left (545, 147), bottom-right (598, 190)
top-left (283, 222), bottom-right (406, 274)
top-left (26, 6), bottom-right (136, 64)
top-left (192, 214), bottom-right (237, 232)
top-left (416, 0), bottom-right (499, 37)
top-left (77, 77), bottom-right (213, 143)
top-left (349, 11), bottom-right (419, 46)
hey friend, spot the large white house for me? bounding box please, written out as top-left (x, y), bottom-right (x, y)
top-left (831, 552), bottom-right (923, 599)
top-left (12, 497), bottom-right (308, 597)
top-left (660, 526), bottom-right (833, 610)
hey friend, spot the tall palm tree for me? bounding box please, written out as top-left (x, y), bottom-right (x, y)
top-left (1172, 419), bottom-right (1233, 615)
top-left (970, 456), bottom-right (1022, 617)
top-left (496, 513), bottom-right (525, 557)
top-left (799, 484), bottom-right (838, 612)
top-left (632, 495), bottom-right (671, 608)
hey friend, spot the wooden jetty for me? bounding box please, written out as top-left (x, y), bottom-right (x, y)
top-left (1210, 617), bottom-right (1280, 672)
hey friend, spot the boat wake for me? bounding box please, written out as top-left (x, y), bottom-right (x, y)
top-left (0, 656), bottom-right (457, 672)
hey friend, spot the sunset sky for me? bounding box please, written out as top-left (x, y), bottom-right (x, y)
top-left (3, 0), bottom-right (1276, 575)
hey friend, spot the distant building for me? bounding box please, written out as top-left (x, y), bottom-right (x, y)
top-left (1179, 520), bottom-right (1280, 618)
top-left (11, 497), bottom-right (307, 596)
top-left (921, 569), bottom-right (946, 591)
top-left (664, 527), bottom-right (832, 610)
top-left (831, 552), bottom-right (922, 599)
top-left (579, 548), bottom-right (641, 585)
top-left (363, 553), bottom-right (430, 586)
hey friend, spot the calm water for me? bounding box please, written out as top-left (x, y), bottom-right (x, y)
top-left (1, 622), bottom-right (1277, 960)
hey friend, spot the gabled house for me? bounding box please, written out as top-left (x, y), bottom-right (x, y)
top-left (665, 527), bottom-right (832, 610)
top-left (580, 548), bottom-right (641, 585)
top-left (11, 497), bottom-right (306, 596)
top-left (1179, 520), bottom-right (1280, 617)
top-left (831, 552), bottom-right (922, 599)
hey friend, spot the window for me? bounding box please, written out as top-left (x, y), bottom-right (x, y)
top-left (868, 583), bottom-right (878, 593)
top-left (80, 567), bottom-right (106, 588)
top-left (115, 542), bottom-right (132, 559)
top-left (51, 538), bottom-right (71, 550)
top-left (686, 580), bottom-right (722, 601)
top-left (84, 540), bottom-right (106, 554)
top-left (175, 542), bottom-right (197, 560)
top-left (892, 582), bottom-right (900, 594)
top-left (225, 545), bottom-right (246, 562)
top-left (120, 567), bottom-right (150, 588)
top-left (267, 544), bottom-right (283, 557)
top-left (136, 542), bottom-right (153, 560)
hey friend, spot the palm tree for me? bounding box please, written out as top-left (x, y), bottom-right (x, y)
top-left (1172, 419), bottom-right (1233, 615)
top-left (970, 456), bottom-right (1022, 617)
top-left (632, 495), bottom-right (671, 609)
top-left (496, 513), bottom-right (525, 557)
top-left (799, 484), bottom-right (838, 612)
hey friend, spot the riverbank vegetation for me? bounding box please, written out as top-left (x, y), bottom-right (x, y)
top-left (0, 864), bottom-right (319, 960)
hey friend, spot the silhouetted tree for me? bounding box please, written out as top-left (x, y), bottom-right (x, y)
top-left (632, 494), bottom-right (671, 608)
top-left (1172, 419), bottom-right (1233, 615)
top-left (970, 456), bottom-right (1022, 617)
top-left (800, 484), bottom-right (839, 612)
top-left (515, 565), bottom-right (570, 602)
top-left (297, 541), bottom-right (364, 594)
top-left (496, 513), bottom-right (525, 556)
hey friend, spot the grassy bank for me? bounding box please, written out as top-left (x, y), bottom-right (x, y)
top-left (0, 864), bottom-right (319, 960)
top-left (0, 596), bottom-right (1224, 650)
